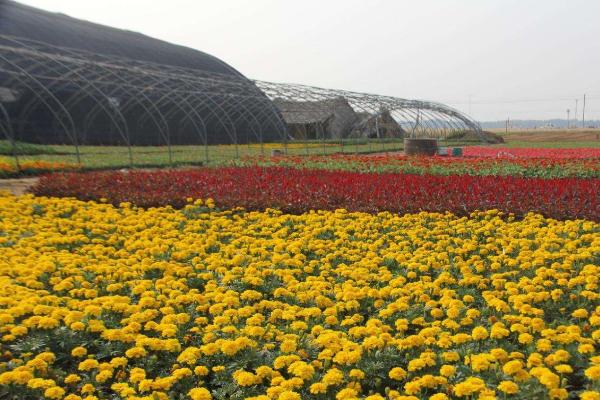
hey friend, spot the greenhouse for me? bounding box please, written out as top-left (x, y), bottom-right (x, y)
top-left (0, 0), bottom-right (487, 167)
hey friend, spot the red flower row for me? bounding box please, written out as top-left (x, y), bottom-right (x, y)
top-left (462, 147), bottom-right (600, 159)
top-left (32, 167), bottom-right (600, 220)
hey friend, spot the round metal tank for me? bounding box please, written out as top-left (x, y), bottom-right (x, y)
top-left (404, 138), bottom-right (438, 156)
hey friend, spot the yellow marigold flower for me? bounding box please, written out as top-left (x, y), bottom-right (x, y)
top-left (333, 350), bottom-right (361, 365)
top-left (278, 391), bottom-right (301, 400)
top-left (71, 347), bottom-right (87, 358)
top-left (95, 370), bottom-right (112, 383)
top-left (537, 339), bottom-right (553, 353)
top-left (580, 391), bottom-right (600, 400)
top-left (555, 364), bottom-right (573, 374)
top-left (407, 358), bottom-right (427, 372)
top-left (439, 365), bottom-right (455, 377)
top-left (28, 378), bottom-right (55, 389)
top-left (479, 388), bottom-right (497, 400)
top-left (531, 367), bottom-right (560, 389)
top-left (404, 380), bottom-right (421, 395)
top-left (280, 340), bottom-right (297, 353)
top-left (177, 347), bottom-right (201, 365)
top-left (138, 379), bottom-right (153, 392)
top-left (395, 319), bottom-right (409, 331)
top-left (256, 366), bottom-right (275, 379)
top-left (288, 361), bottom-right (315, 380)
top-left (471, 326), bottom-right (488, 340)
top-left (129, 367), bottom-right (146, 383)
top-left (579, 344), bottom-right (595, 354)
top-left (453, 377), bottom-right (486, 397)
top-left (64, 374), bottom-right (81, 384)
top-left (80, 383), bottom-right (95, 394)
top-left (553, 350), bottom-right (570, 363)
top-left (78, 359), bottom-right (99, 371)
top-left (572, 309), bottom-right (589, 318)
top-left (442, 351), bottom-right (460, 362)
top-left (349, 369), bottom-right (365, 380)
top-left (37, 352), bottom-right (56, 363)
top-left (70, 322), bottom-right (85, 331)
top-left (188, 387), bottom-right (212, 400)
top-left (389, 367), bottom-right (407, 380)
top-left (490, 348), bottom-right (509, 362)
top-left (548, 388), bottom-right (568, 399)
top-left (173, 368), bottom-right (192, 379)
top-left (10, 326), bottom-right (27, 336)
top-left (429, 394), bottom-right (449, 400)
top-left (44, 386), bottom-right (66, 399)
top-left (490, 323), bottom-right (510, 339)
top-left (336, 387), bottom-right (359, 400)
top-left (497, 380), bottom-right (519, 394)
top-left (585, 365), bottom-right (600, 380)
top-left (233, 370), bottom-right (260, 387)
top-left (503, 360), bottom-right (523, 375)
top-left (518, 333), bottom-right (534, 344)
top-left (109, 357), bottom-right (127, 368)
top-left (110, 383), bottom-right (135, 397)
top-left (27, 358), bottom-right (48, 371)
top-left (470, 353), bottom-right (495, 372)
top-left (124, 347), bottom-right (146, 359)
top-left (309, 382), bottom-right (328, 394)
top-left (323, 368), bottom-right (344, 386)
top-left (37, 317), bottom-right (60, 330)
top-left (11, 370), bottom-right (34, 384)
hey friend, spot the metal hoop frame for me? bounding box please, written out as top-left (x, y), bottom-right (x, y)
top-left (0, 34), bottom-right (485, 168)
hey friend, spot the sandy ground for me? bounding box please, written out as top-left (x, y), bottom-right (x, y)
top-left (0, 177), bottom-right (39, 196)
top-left (490, 128), bottom-right (600, 142)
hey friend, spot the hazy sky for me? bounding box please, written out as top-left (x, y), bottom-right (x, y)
top-left (17, 0), bottom-right (600, 121)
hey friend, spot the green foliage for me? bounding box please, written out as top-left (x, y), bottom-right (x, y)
top-left (0, 140), bottom-right (59, 155)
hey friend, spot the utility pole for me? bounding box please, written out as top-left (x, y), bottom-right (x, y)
top-left (575, 99), bottom-right (578, 127)
top-left (582, 94), bottom-right (586, 128)
top-left (506, 117), bottom-right (509, 134)
top-left (567, 109), bottom-right (570, 129)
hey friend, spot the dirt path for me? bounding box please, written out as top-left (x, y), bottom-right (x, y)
top-left (0, 177), bottom-right (39, 195)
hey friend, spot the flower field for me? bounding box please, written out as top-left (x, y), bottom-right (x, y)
top-left (32, 167), bottom-right (600, 221)
top-left (0, 160), bottom-right (80, 178)
top-left (234, 154), bottom-right (600, 178)
top-left (0, 193), bottom-right (599, 400)
top-left (2, 146), bottom-right (600, 400)
top-left (461, 147), bottom-right (600, 159)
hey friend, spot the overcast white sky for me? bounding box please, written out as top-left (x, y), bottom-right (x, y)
top-left (18, 0), bottom-right (600, 121)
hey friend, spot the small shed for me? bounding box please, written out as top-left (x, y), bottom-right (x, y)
top-left (273, 97), bottom-right (359, 139)
top-left (351, 109), bottom-right (405, 138)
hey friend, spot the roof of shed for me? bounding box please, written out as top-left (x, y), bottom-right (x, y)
top-left (273, 97), bottom-right (355, 124)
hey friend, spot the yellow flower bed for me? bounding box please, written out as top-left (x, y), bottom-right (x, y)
top-left (0, 158), bottom-right (80, 176)
top-left (0, 194), bottom-right (598, 400)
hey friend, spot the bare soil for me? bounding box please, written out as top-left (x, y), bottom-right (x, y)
top-left (0, 177), bottom-right (39, 196)
top-left (490, 128), bottom-right (600, 142)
